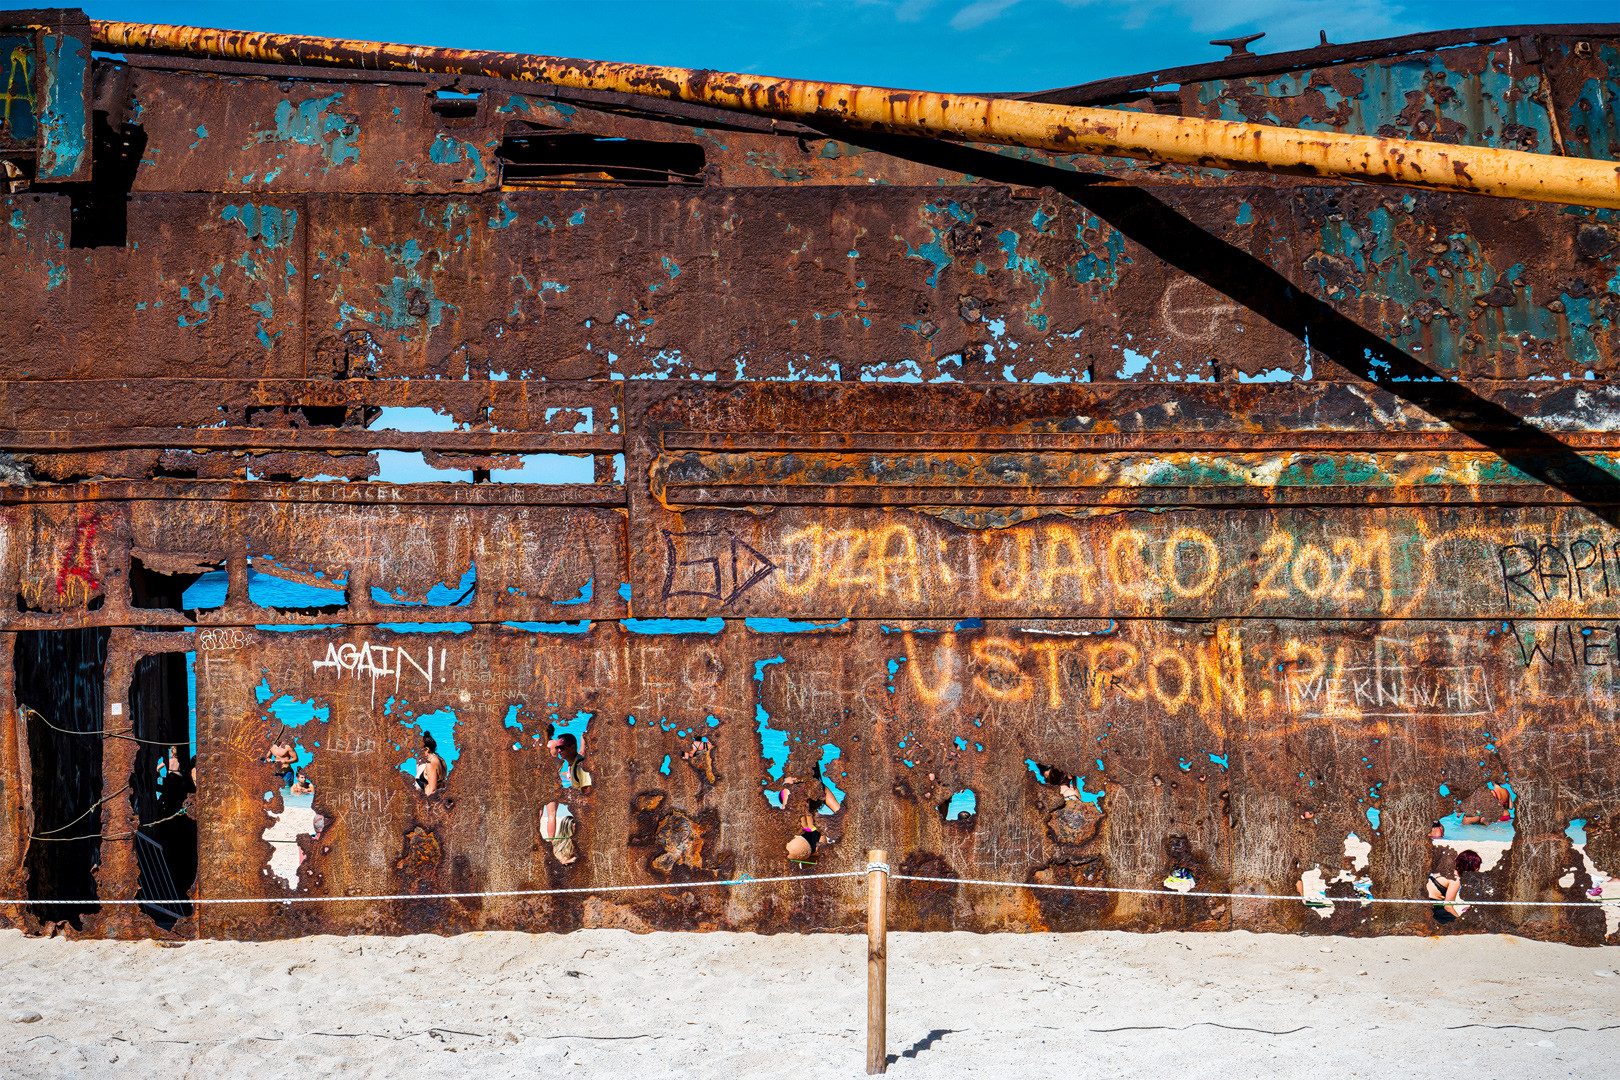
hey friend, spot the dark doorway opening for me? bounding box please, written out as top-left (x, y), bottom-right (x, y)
top-left (129, 653), bottom-right (197, 930)
top-left (16, 627), bottom-right (109, 929)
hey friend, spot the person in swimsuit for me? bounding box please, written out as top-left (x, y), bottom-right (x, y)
top-left (540, 800), bottom-right (577, 865)
top-left (1460, 782), bottom-right (1511, 825)
top-left (1426, 849), bottom-right (1482, 922)
top-left (266, 735), bottom-right (297, 786)
top-left (781, 764), bottom-right (841, 861)
top-left (415, 732), bottom-right (447, 795)
top-left (682, 736), bottom-right (718, 785)
top-left (155, 746), bottom-right (197, 820)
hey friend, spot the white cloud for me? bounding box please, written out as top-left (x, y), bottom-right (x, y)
top-left (951, 0), bottom-right (1024, 30)
top-left (893, 0), bottom-right (940, 22)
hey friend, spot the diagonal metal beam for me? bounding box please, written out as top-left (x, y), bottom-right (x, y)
top-left (92, 19), bottom-right (1620, 208)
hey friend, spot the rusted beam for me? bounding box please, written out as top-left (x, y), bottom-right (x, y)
top-left (92, 20), bottom-right (1620, 207)
top-left (1019, 23), bottom-right (1620, 104)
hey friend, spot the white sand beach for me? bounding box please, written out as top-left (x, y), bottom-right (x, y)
top-left (1, 928), bottom-right (1615, 1079)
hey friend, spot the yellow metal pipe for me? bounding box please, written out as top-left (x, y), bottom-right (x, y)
top-left (93, 20), bottom-right (1620, 209)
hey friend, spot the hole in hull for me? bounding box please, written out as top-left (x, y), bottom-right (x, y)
top-left (17, 628), bottom-right (109, 929)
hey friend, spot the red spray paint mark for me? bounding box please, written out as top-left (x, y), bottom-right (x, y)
top-left (55, 518), bottom-right (101, 597)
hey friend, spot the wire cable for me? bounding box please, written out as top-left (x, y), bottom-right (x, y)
top-left (891, 873), bottom-right (1618, 908)
top-left (27, 785), bottom-right (131, 839)
top-left (0, 870), bottom-right (865, 906)
top-left (19, 704), bottom-right (192, 748)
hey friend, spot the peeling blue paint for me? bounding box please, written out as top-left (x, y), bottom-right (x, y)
top-left (553, 578), bottom-right (593, 605)
top-left (745, 617), bottom-right (850, 633)
top-left (221, 204), bottom-right (298, 248)
top-left (998, 229), bottom-right (1051, 331)
top-left (38, 34), bottom-right (88, 180)
top-left (754, 655), bottom-right (789, 796)
top-left (620, 618), bottom-right (724, 634)
top-left (502, 620), bottom-right (591, 634)
top-left (378, 622), bottom-right (472, 633)
top-left (254, 92), bottom-right (360, 167)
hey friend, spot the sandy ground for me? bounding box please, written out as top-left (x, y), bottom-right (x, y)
top-left (1, 928), bottom-right (1615, 1079)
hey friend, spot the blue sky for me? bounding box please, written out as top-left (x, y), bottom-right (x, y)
top-left (90, 1), bottom-right (1615, 93)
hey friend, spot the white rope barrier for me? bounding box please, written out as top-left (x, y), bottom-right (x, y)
top-left (892, 873), bottom-right (1618, 908)
top-left (1, 870), bottom-right (866, 907)
top-left (6, 867), bottom-right (1610, 912)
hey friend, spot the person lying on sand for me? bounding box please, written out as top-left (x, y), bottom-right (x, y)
top-left (540, 801), bottom-right (578, 865)
top-left (780, 764), bottom-right (841, 861)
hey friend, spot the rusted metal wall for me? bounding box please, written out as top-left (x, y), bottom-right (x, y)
top-left (1, 12), bottom-right (1618, 942)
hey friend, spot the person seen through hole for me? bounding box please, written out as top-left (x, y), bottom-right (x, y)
top-left (414, 731), bottom-right (447, 795)
top-left (780, 762), bottom-right (841, 861)
top-left (1427, 849), bottom-right (1483, 922)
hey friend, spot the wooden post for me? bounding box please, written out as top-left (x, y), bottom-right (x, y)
top-left (866, 848), bottom-right (888, 1075)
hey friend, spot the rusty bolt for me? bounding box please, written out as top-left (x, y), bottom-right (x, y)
top-left (959, 296), bottom-right (982, 323)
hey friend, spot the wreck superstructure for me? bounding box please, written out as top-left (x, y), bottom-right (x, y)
top-left (1, 11), bottom-right (1619, 941)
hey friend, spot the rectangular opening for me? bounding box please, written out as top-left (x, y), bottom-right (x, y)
top-left (244, 405), bottom-right (349, 429)
top-left (129, 556), bottom-right (217, 620)
top-left (17, 627), bottom-right (109, 929)
top-left (488, 453), bottom-right (595, 484)
top-left (499, 134), bottom-right (705, 188)
top-left (180, 570), bottom-right (228, 611)
top-left (431, 89), bottom-right (481, 124)
top-left (368, 406), bottom-right (467, 433)
top-left (373, 451), bottom-right (474, 484)
top-left (247, 557), bottom-right (349, 614)
top-left (129, 653), bottom-right (196, 930)
top-left (373, 564), bottom-right (476, 607)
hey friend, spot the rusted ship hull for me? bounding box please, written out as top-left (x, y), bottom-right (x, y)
top-left (0, 12), bottom-right (1617, 941)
